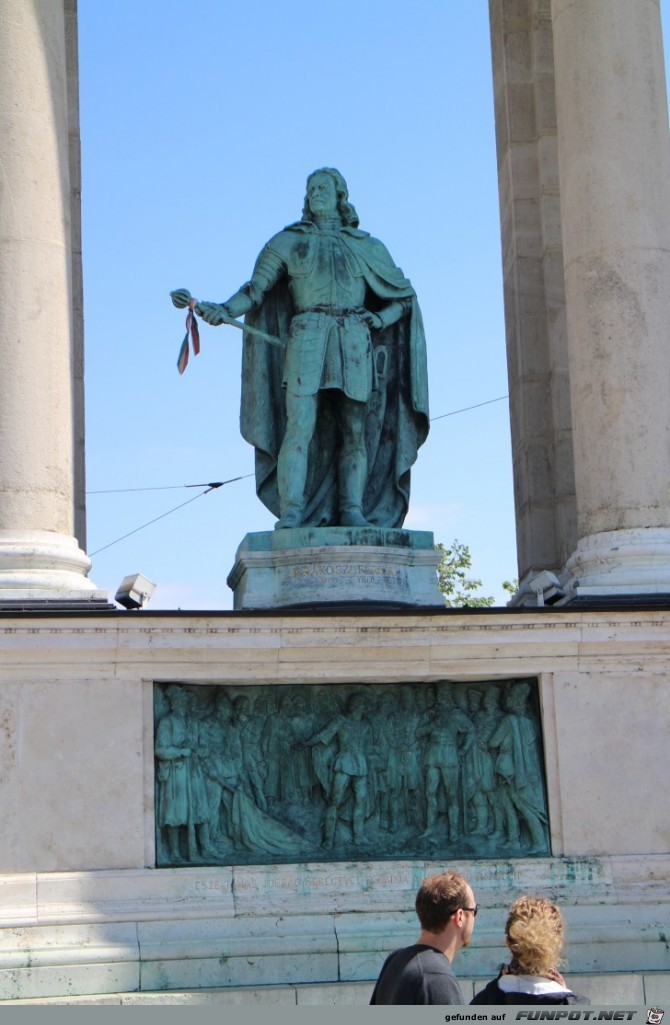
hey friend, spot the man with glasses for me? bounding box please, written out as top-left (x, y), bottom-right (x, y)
top-left (370, 871), bottom-right (477, 1004)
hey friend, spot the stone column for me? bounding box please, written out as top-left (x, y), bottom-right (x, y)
top-left (0, 0), bottom-right (104, 602)
top-left (489, 0), bottom-right (577, 602)
top-left (551, 0), bottom-right (670, 598)
top-left (65, 0), bottom-right (87, 552)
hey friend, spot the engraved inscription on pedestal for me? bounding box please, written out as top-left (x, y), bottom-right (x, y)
top-left (153, 680), bottom-right (550, 867)
top-left (285, 559), bottom-right (410, 599)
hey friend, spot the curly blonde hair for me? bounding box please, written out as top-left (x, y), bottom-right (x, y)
top-left (505, 896), bottom-right (565, 975)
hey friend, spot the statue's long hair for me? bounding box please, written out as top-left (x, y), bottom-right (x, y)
top-left (302, 167), bottom-right (360, 227)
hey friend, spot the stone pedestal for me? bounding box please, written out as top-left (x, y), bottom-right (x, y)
top-left (0, 608), bottom-right (668, 1003)
top-left (227, 528), bottom-right (442, 609)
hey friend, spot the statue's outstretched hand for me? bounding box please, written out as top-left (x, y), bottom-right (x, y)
top-left (195, 301), bottom-right (230, 326)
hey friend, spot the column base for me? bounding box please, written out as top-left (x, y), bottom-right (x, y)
top-left (564, 527), bottom-right (670, 599)
top-left (0, 530), bottom-right (108, 604)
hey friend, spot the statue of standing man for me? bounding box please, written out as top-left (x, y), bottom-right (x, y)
top-left (195, 168), bottom-right (429, 529)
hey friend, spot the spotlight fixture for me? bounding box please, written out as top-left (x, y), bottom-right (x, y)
top-left (115, 573), bottom-right (156, 610)
top-left (528, 570), bottom-right (565, 607)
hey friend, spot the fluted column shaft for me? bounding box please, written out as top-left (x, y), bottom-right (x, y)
top-left (0, 0), bottom-right (100, 599)
top-left (552, 0), bottom-right (670, 595)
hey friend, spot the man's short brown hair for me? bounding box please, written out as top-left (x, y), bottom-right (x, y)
top-left (415, 871), bottom-right (470, 932)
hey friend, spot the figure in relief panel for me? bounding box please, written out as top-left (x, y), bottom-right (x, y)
top-left (233, 695), bottom-right (267, 811)
top-left (394, 688), bottom-right (423, 830)
top-left (155, 685), bottom-right (210, 863)
top-left (205, 692), bottom-right (304, 857)
top-left (262, 693), bottom-right (296, 809)
top-left (461, 689), bottom-right (493, 837)
top-left (198, 693), bottom-right (232, 847)
top-left (489, 683), bottom-right (549, 853)
top-left (289, 693), bottom-right (318, 804)
top-left (477, 686), bottom-right (507, 840)
top-left (302, 691), bottom-right (374, 848)
top-left (309, 690), bottom-right (340, 804)
top-left (418, 686), bottom-right (474, 842)
top-left (371, 692), bottom-right (398, 833)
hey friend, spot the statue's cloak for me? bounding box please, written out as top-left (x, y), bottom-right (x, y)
top-left (240, 222), bottom-right (429, 528)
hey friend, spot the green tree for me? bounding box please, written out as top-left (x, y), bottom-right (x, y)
top-left (435, 539), bottom-right (495, 607)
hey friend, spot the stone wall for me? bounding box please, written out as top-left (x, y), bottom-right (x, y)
top-left (0, 608), bottom-right (668, 1001)
top-left (0, 856), bottom-right (668, 1002)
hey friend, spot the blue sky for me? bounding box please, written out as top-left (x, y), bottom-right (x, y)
top-left (78, 1), bottom-right (670, 610)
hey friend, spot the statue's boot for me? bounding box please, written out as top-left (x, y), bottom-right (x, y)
top-left (420, 800), bottom-right (437, 838)
top-left (447, 806), bottom-right (460, 842)
top-left (338, 448), bottom-right (371, 527)
top-left (322, 807), bottom-right (337, 848)
top-left (407, 791), bottom-right (420, 828)
top-left (490, 804), bottom-right (505, 839)
top-left (379, 793), bottom-right (389, 831)
top-left (187, 823), bottom-right (199, 862)
top-left (340, 509), bottom-right (370, 527)
top-left (275, 507), bottom-right (303, 529)
top-left (467, 798), bottom-right (489, 836)
top-left (474, 805), bottom-right (489, 835)
top-left (276, 417), bottom-right (308, 528)
top-left (197, 823), bottom-right (219, 859)
top-left (525, 812), bottom-right (548, 853)
top-left (167, 827), bottom-right (184, 864)
top-left (353, 807), bottom-right (370, 845)
top-left (275, 477), bottom-right (305, 529)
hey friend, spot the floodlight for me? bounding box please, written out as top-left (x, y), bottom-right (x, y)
top-left (528, 570), bottom-right (565, 607)
top-left (115, 573), bottom-right (156, 610)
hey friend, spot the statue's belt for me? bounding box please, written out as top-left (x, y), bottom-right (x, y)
top-left (296, 306), bottom-right (367, 318)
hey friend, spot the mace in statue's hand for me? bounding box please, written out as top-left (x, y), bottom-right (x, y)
top-left (170, 288), bottom-right (194, 310)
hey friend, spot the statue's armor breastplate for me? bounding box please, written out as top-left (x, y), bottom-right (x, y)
top-left (287, 231), bottom-right (367, 311)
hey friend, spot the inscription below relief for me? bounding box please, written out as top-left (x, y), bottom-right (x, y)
top-left (153, 679), bottom-right (550, 867)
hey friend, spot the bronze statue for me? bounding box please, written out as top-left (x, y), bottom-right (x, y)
top-left (174, 168), bottom-right (429, 529)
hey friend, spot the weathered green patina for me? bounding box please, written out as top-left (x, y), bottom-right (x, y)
top-left (154, 680), bottom-right (550, 867)
top-left (186, 168), bottom-right (429, 530)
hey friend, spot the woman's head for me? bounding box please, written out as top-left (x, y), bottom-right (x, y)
top-left (505, 896), bottom-right (565, 975)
